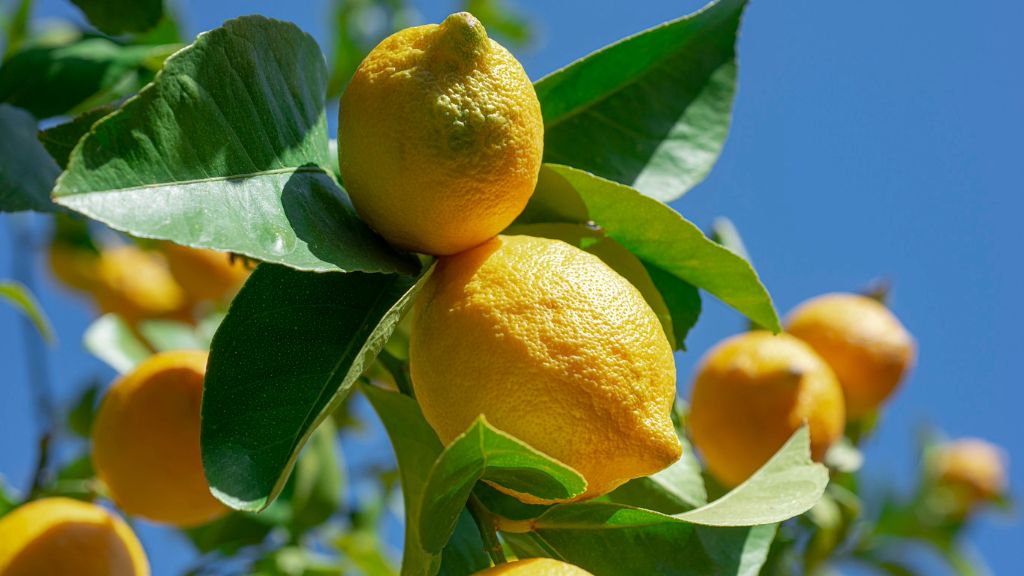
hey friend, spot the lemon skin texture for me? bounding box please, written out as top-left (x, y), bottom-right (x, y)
top-left (785, 293), bottom-right (915, 420)
top-left (160, 242), bottom-right (250, 303)
top-left (0, 497), bottom-right (149, 576)
top-left (689, 332), bottom-right (846, 487)
top-left (92, 350), bottom-right (228, 527)
top-left (930, 438), bottom-right (1008, 515)
top-left (339, 12), bottom-right (544, 255)
top-left (473, 558), bottom-right (594, 575)
top-left (410, 235), bottom-right (681, 502)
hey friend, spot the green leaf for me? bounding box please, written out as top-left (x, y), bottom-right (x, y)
top-left (202, 263), bottom-right (427, 512)
top-left (82, 314), bottom-right (150, 374)
top-left (38, 106), bottom-right (116, 170)
top-left (644, 264), bottom-right (701, 351)
top-left (52, 16), bottom-right (413, 275)
top-left (0, 478), bottom-right (19, 518)
top-left (502, 509), bottom-right (775, 576)
top-left (1, 0), bottom-right (33, 58)
top-left (0, 38), bottom-right (172, 119)
top-left (607, 434), bottom-right (706, 514)
top-left (70, 0), bottom-right (162, 35)
top-left (362, 385), bottom-right (490, 576)
top-left (529, 164), bottom-right (778, 332)
top-left (535, 0), bottom-right (746, 201)
top-left (0, 104), bottom-right (60, 213)
top-left (0, 280), bottom-right (54, 343)
top-left (710, 217), bottom-right (750, 261)
top-left (66, 382), bottom-right (102, 438)
top-left (137, 319), bottom-right (204, 352)
top-left (419, 417), bottom-right (586, 554)
top-left (674, 426), bottom-right (828, 526)
top-left (289, 418), bottom-right (344, 536)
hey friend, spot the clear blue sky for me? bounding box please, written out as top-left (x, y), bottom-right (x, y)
top-left (1, 0), bottom-right (1020, 574)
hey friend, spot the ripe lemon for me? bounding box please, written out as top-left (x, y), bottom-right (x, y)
top-left (929, 438), bottom-right (1007, 515)
top-left (90, 246), bottom-right (188, 324)
top-left (339, 12), bottom-right (544, 256)
top-left (49, 243), bottom-right (189, 324)
top-left (689, 332), bottom-right (845, 487)
top-left (410, 235), bottom-right (681, 502)
top-left (92, 350), bottom-right (227, 527)
top-left (160, 242), bottom-right (250, 303)
top-left (785, 293), bottom-right (915, 419)
top-left (0, 497), bottom-right (148, 576)
top-left (474, 558), bottom-right (594, 575)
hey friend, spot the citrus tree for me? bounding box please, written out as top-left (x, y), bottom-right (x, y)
top-left (0, 0), bottom-right (1011, 574)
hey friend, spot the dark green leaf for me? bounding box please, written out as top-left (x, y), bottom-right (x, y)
top-left (0, 104), bottom-right (60, 212)
top-left (0, 280), bottom-right (54, 342)
top-left (536, 0), bottom-right (746, 201)
top-left (70, 0), bottom-right (162, 35)
top-left (66, 382), bottom-right (102, 438)
top-left (0, 478), bottom-right (18, 518)
top-left (82, 314), bottom-right (150, 374)
top-left (289, 418), bottom-right (344, 536)
top-left (202, 264), bottom-right (426, 512)
top-left (419, 417), bottom-right (586, 553)
top-left (52, 16), bottom-right (413, 275)
top-left (185, 511), bottom-right (278, 555)
top-left (644, 264), bottom-right (701, 351)
top-left (502, 507), bottom-right (775, 576)
top-left (0, 38), bottom-right (170, 119)
top-left (527, 164), bottom-right (778, 332)
top-left (438, 510), bottom-right (491, 576)
top-left (38, 106), bottom-right (116, 170)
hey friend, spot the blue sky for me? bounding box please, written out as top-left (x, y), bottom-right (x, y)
top-left (1, 0), bottom-right (1020, 574)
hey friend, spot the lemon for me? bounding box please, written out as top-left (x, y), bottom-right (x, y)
top-left (785, 293), bottom-right (915, 419)
top-left (410, 235), bottom-right (681, 502)
top-left (0, 497), bottom-right (149, 576)
top-left (339, 12), bottom-right (544, 255)
top-left (49, 243), bottom-right (189, 324)
top-left (474, 558), bottom-right (594, 575)
top-left (929, 438), bottom-right (1007, 516)
top-left (160, 242), bottom-right (250, 303)
top-left (689, 332), bottom-right (845, 487)
top-left (92, 350), bottom-right (227, 527)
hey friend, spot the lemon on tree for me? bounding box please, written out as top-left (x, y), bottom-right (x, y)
top-left (92, 350), bottom-right (227, 527)
top-left (0, 497), bottom-right (149, 576)
top-left (689, 332), bottom-right (846, 487)
top-left (339, 12), bottom-right (544, 255)
top-left (474, 558), bottom-right (594, 575)
top-left (926, 437), bottom-right (1008, 517)
top-left (159, 242), bottom-right (250, 303)
top-left (410, 235), bottom-right (681, 502)
top-left (785, 293), bottom-right (915, 420)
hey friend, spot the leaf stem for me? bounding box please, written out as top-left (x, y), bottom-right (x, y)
top-left (468, 493), bottom-right (507, 566)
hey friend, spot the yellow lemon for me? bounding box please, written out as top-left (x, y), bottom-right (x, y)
top-left (92, 350), bottom-right (227, 527)
top-left (0, 497), bottom-right (149, 576)
top-left (339, 12), bottom-right (544, 255)
top-left (785, 293), bottom-right (915, 420)
top-left (410, 235), bottom-right (681, 502)
top-left (91, 245), bottom-right (188, 324)
top-left (689, 332), bottom-right (845, 487)
top-left (929, 438), bottom-right (1008, 515)
top-left (48, 243), bottom-right (100, 292)
top-left (474, 558), bottom-right (594, 575)
top-left (160, 242), bottom-right (250, 303)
